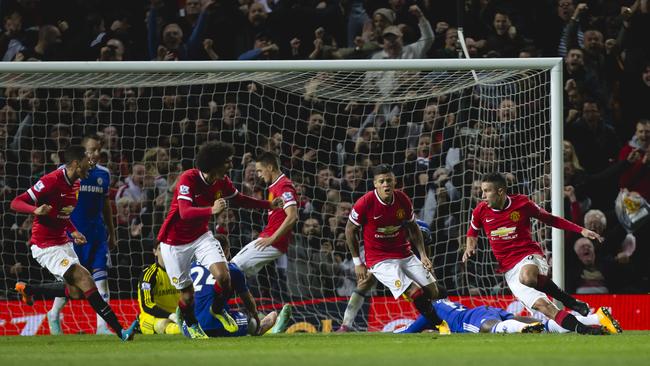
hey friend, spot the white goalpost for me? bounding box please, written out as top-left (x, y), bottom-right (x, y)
top-left (0, 58), bottom-right (564, 334)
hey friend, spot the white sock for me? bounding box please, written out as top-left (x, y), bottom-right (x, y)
top-left (576, 314), bottom-right (600, 326)
top-left (545, 319), bottom-right (570, 333)
top-left (95, 279), bottom-right (109, 329)
top-left (342, 291), bottom-right (366, 327)
top-left (50, 297), bottom-right (68, 316)
top-left (491, 319), bottom-right (528, 333)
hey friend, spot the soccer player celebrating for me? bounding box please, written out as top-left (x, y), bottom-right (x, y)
top-left (11, 145), bottom-right (137, 341)
top-left (157, 141), bottom-right (282, 339)
top-left (231, 151), bottom-right (298, 276)
top-left (338, 219), bottom-right (433, 332)
top-left (48, 134), bottom-right (117, 335)
top-left (463, 172), bottom-right (607, 335)
top-left (346, 164), bottom-right (445, 331)
top-left (191, 234), bottom-right (292, 337)
top-left (136, 242), bottom-right (181, 335)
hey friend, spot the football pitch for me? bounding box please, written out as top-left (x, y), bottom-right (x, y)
top-left (2, 332), bottom-right (650, 366)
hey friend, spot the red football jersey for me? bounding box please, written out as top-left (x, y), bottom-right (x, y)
top-left (349, 189), bottom-right (415, 268)
top-left (466, 194), bottom-right (547, 272)
top-left (157, 169), bottom-right (238, 245)
top-left (259, 174), bottom-right (297, 253)
top-left (27, 168), bottom-right (80, 248)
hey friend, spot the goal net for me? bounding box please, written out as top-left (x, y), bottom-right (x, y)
top-left (0, 60), bottom-right (561, 335)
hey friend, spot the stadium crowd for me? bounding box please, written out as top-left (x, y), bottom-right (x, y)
top-left (1, 0), bottom-right (649, 302)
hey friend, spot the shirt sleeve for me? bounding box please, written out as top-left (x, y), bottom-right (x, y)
top-left (26, 175), bottom-right (52, 204)
top-left (176, 173), bottom-right (194, 203)
top-left (400, 191), bottom-right (415, 222)
top-left (138, 266), bottom-right (171, 319)
top-left (280, 184), bottom-right (298, 209)
top-left (525, 198), bottom-right (583, 233)
top-left (349, 196), bottom-right (366, 227)
top-left (466, 206), bottom-right (482, 237)
top-left (221, 176), bottom-right (239, 199)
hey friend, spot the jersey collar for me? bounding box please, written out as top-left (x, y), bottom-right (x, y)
top-left (198, 170), bottom-right (212, 186)
top-left (61, 167), bottom-right (73, 186)
top-left (490, 195), bottom-right (511, 212)
top-left (269, 174), bottom-right (285, 188)
top-left (374, 189), bottom-right (393, 206)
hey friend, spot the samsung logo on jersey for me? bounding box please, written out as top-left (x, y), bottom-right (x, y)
top-left (80, 185), bottom-right (104, 194)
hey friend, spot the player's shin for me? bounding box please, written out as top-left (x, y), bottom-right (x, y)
top-left (210, 281), bottom-right (232, 316)
top-left (26, 282), bottom-right (68, 298)
top-left (94, 272), bottom-right (110, 332)
top-left (535, 274), bottom-right (585, 313)
top-left (178, 296), bottom-right (199, 326)
top-left (411, 288), bottom-right (442, 326)
top-left (554, 309), bottom-right (591, 334)
top-left (84, 288), bottom-right (124, 339)
top-left (342, 290), bottom-right (367, 328)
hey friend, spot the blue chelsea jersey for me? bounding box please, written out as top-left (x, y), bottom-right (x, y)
top-left (71, 164), bottom-right (110, 227)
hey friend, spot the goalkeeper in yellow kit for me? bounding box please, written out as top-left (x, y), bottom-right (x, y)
top-left (137, 242), bottom-right (181, 334)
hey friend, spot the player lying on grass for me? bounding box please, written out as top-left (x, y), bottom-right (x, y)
top-left (183, 234), bottom-right (291, 337)
top-left (464, 172), bottom-right (607, 335)
top-left (395, 298), bottom-right (622, 334)
top-left (338, 219), bottom-right (435, 332)
top-left (136, 242), bottom-right (181, 335)
top-left (12, 145), bottom-right (136, 341)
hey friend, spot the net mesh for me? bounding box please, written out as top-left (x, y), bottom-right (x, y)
top-left (0, 65), bottom-right (553, 334)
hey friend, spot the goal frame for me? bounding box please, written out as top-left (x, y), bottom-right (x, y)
top-left (0, 58), bottom-right (566, 289)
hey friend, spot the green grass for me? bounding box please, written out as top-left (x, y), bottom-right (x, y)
top-left (1, 332), bottom-right (650, 366)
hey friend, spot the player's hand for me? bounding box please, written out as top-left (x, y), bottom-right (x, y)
top-left (355, 264), bottom-right (368, 283)
top-left (420, 256), bottom-right (433, 273)
top-left (168, 312), bottom-right (179, 324)
top-left (71, 231), bottom-right (87, 245)
top-left (33, 204), bottom-right (52, 216)
top-left (270, 197), bottom-right (283, 210)
top-left (212, 198), bottom-right (228, 215)
top-left (462, 247), bottom-right (476, 263)
top-left (108, 231), bottom-right (117, 250)
top-left (254, 236), bottom-right (275, 250)
top-left (581, 228), bottom-right (603, 243)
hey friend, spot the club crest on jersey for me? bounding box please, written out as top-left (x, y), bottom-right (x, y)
top-left (60, 258), bottom-right (69, 267)
top-left (97, 177), bottom-right (103, 185)
top-left (510, 211), bottom-right (521, 222)
top-left (215, 191), bottom-right (222, 199)
top-left (396, 208), bottom-right (405, 220)
top-left (179, 185), bottom-right (190, 195)
top-left (394, 280), bottom-right (402, 289)
top-left (172, 277), bottom-right (179, 284)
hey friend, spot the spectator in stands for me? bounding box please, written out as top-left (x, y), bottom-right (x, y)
top-left (1, 11), bottom-right (25, 62)
top-left (618, 119), bottom-right (650, 200)
top-left (485, 11), bottom-right (524, 58)
top-left (339, 163), bottom-right (367, 203)
top-left (14, 24), bottom-right (62, 61)
top-left (569, 237), bottom-right (610, 294)
top-left (566, 99), bottom-right (619, 174)
top-left (238, 31), bottom-right (279, 60)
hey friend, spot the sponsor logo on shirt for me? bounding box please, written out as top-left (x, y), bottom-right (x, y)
top-left (34, 181), bottom-right (45, 192)
top-left (396, 208), bottom-right (405, 220)
top-left (79, 185), bottom-right (104, 193)
top-left (510, 211), bottom-right (521, 222)
top-left (375, 225), bottom-right (401, 238)
top-left (490, 226), bottom-right (517, 240)
top-left (179, 185), bottom-right (190, 195)
top-left (57, 205), bottom-right (75, 219)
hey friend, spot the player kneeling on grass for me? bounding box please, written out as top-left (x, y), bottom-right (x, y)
top-left (188, 234), bottom-right (291, 337)
top-left (395, 298), bottom-right (621, 334)
top-left (136, 242), bottom-right (181, 335)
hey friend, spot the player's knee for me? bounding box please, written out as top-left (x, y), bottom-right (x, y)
top-left (215, 272), bottom-right (231, 291)
top-left (519, 273), bottom-right (537, 288)
top-left (357, 276), bottom-right (375, 292)
top-left (532, 298), bottom-right (556, 317)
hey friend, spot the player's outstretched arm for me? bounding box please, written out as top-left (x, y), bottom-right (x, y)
top-left (229, 192), bottom-right (273, 210)
top-left (462, 236), bottom-right (478, 263)
top-left (345, 220), bottom-right (367, 282)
